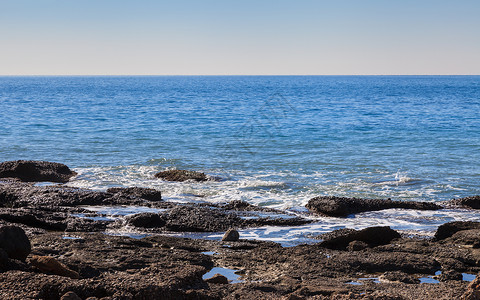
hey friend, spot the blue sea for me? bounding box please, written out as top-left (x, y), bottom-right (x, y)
top-left (1, 76), bottom-right (480, 244)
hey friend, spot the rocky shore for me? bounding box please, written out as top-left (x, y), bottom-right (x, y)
top-left (1, 161), bottom-right (480, 299)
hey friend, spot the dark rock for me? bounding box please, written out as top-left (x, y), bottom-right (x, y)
top-left (445, 229), bottom-right (480, 247)
top-left (222, 229), bottom-right (240, 241)
top-left (154, 169), bottom-right (208, 182)
top-left (347, 240), bottom-right (368, 251)
top-left (448, 196), bottom-right (480, 209)
top-left (306, 196), bottom-right (441, 217)
top-left (0, 248), bottom-right (8, 268)
top-left (107, 187), bottom-right (162, 201)
top-left (319, 226), bottom-right (401, 250)
top-left (163, 206), bottom-right (243, 232)
top-left (222, 200), bottom-right (255, 210)
top-left (0, 225), bottom-right (31, 260)
top-left (0, 160), bottom-right (76, 183)
top-left (126, 213), bottom-right (165, 228)
top-left (439, 270), bottom-right (462, 281)
top-left (205, 273), bottom-right (229, 284)
top-left (434, 221), bottom-right (480, 240)
top-left (60, 291), bottom-right (82, 300)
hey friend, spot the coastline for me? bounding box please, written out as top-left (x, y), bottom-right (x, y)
top-left (1, 161), bottom-right (480, 299)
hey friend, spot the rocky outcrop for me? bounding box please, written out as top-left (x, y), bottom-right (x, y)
top-left (306, 196), bottom-right (441, 217)
top-left (154, 169), bottom-right (208, 182)
top-left (0, 225), bottom-right (31, 261)
top-left (448, 196), bottom-right (480, 209)
top-left (0, 160), bottom-right (77, 183)
top-left (162, 206), bottom-right (242, 232)
top-left (319, 226), bottom-right (401, 250)
top-left (434, 221), bottom-right (480, 240)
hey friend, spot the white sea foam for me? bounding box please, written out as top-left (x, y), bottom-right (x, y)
top-left (67, 165), bottom-right (480, 245)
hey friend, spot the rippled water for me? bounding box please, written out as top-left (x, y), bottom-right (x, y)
top-left (1, 76), bottom-right (480, 243)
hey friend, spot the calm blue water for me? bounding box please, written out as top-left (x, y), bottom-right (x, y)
top-left (1, 76), bottom-right (480, 225)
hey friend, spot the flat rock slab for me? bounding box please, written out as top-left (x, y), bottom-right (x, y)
top-left (0, 160), bottom-right (77, 183)
top-left (306, 196), bottom-right (442, 217)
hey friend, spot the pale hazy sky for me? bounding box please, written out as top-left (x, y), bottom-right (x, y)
top-left (1, 0), bottom-right (479, 75)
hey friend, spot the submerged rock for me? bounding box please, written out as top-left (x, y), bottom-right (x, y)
top-left (0, 160), bottom-right (76, 183)
top-left (306, 196), bottom-right (441, 217)
top-left (222, 229), bottom-right (240, 241)
top-left (319, 226), bottom-right (401, 250)
top-left (154, 169), bottom-right (208, 182)
top-left (29, 255), bottom-right (80, 279)
top-left (0, 225), bottom-right (31, 261)
top-left (434, 221), bottom-right (480, 240)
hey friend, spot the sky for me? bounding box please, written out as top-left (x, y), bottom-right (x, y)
top-left (1, 0), bottom-right (479, 75)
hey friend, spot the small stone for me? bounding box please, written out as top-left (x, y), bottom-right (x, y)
top-left (0, 225), bottom-right (31, 261)
top-left (29, 255), bottom-right (80, 279)
top-left (205, 274), bottom-right (229, 284)
top-left (61, 291), bottom-right (82, 300)
top-left (222, 229), bottom-right (239, 241)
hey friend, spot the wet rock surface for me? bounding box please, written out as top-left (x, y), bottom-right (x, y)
top-left (1, 170), bottom-right (480, 299)
top-left (0, 225), bottom-right (31, 260)
top-left (0, 160), bottom-right (77, 183)
top-left (447, 195), bottom-right (480, 209)
top-left (319, 226), bottom-right (401, 250)
top-left (154, 169), bottom-right (209, 182)
top-left (306, 196), bottom-right (441, 217)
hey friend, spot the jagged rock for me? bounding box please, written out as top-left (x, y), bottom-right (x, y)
top-left (205, 273), bottom-right (229, 284)
top-left (0, 225), bottom-right (31, 260)
top-left (107, 187), bottom-right (162, 201)
top-left (434, 221), bottom-right (480, 240)
top-left (222, 229), bottom-right (240, 241)
top-left (154, 170), bottom-right (208, 182)
top-left (306, 196), bottom-right (441, 217)
top-left (319, 226), bottom-right (401, 250)
top-left (0, 160), bottom-right (76, 183)
top-left (60, 291), bottom-right (82, 300)
top-left (126, 213), bottom-right (165, 228)
top-left (29, 255), bottom-right (80, 279)
top-left (379, 271), bottom-right (420, 284)
top-left (448, 196), bottom-right (480, 209)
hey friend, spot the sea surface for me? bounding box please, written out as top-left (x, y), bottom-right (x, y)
top-left (1, 76), bottom-right (480, 245)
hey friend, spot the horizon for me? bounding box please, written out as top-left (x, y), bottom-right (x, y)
top-left (1, 0), bottom-right (479, 76)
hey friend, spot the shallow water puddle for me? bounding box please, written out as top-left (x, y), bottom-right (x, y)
top-left (419, 277), bottom-right (440, 284)
top-left (71, 213), bottom-right (114, 221)
top-left (203, 267), bottom-right (243, 283)
top-left (62, 236), bottom-right (82, 240)
top-left (462, 273), bottom-right (476, 282)
top-left (201, 251), bottom-right (217, 256)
